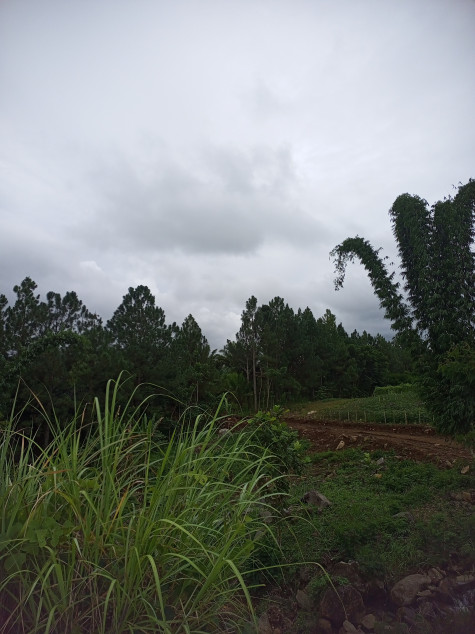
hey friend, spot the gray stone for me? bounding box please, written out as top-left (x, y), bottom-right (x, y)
top-left (296, 588), bottom-right (314, 611)
top-left (301, 490), bottom-right (332, 509)
top-left (427, 567), bottom-right (444, 583)
top-left (390, 574), bottom-right (431, 607)
top-left (360, 613), bottom-right (376, 631)
top-left (339, 620), bottom-right (358, 633)
top-left (257, 611), bottom-right (273, 634)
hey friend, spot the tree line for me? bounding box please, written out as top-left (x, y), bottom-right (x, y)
top-left (0, 277), bottom-right (411, 436)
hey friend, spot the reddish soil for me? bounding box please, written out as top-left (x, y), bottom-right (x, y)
top-left (285, 417), bottom-right (473, 466)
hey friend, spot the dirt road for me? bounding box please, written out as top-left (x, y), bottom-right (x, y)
top-left (285, 417), bottom-right (473, 466)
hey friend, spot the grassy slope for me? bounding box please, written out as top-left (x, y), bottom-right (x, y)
top-left (290, 389), bottom-right (433, 425)
top-left (275, 448), bottom-right (474, 581)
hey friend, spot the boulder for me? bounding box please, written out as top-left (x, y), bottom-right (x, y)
top-left (390, 574), bottom-right (431, 607)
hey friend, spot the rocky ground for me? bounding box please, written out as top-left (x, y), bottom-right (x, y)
top-left (253, 418), bottom-right (474, 634)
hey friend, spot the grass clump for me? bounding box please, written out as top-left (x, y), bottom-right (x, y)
top-left (0, 377), bottom-right (287, 633)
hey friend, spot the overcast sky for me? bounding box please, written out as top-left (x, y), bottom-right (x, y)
top-left (1, 0), bottom-right (474, 349)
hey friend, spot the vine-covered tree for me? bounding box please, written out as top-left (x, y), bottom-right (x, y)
top-left (331, 179), bottom-right (475, 434)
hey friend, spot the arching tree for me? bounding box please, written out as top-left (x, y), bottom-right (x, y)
top-left (331, 179), bottom-right (475, 434)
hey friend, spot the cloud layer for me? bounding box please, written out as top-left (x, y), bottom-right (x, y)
top-left (1, 0), bottom-right (474, 348)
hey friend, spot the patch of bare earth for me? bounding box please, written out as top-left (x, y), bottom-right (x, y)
top-left (285, 417), bottom-right (472, 466)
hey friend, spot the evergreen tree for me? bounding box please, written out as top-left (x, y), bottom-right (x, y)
top-left (173, 314), bottom-right (216, 404)
top-left (106, 285), bottom-right (173, 385)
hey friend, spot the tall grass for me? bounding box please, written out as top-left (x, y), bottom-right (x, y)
top-left (0, 377), bottom-right (283, 633)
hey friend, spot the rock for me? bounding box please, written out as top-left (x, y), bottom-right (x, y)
top-left (376, 457), bottom-right (385, 466)
top-left (427, 567), bottom-right (444, 583)
top-left (320, 585), bottom-right (365, 627)
top-left (416, 589), bottom-right (434, 598)
top-left (392, 511), bottom-right (414, 522)
top-left (299, 565), bottom-right (318, 584)
top-left (390, 574), bottom-right (431, 607)
top-left (461, 465), bottom-right (470, 474)
top-left (360, 613), bottom-right (376, 631)
top-left (257, 611), bottom-right (273, 634)
top-left (331, 561), bottom-right (363, 586)
top-left (417, 600), bottom-right (438, 619)
top-left (316, 618), bottom-right (333, 634)
top-left (339, 620), bottom-right (358, 633)
top-left (396, 606), bottom-right (417, 626)
top-left (301, 490), bottom-right (332, 509)
top-left (296, 589), bottom-right (314, 611)
top-left (433, 576), bottom-right (455, 604)
top-left (455, 574), bottom-right (475, 591)
top-left (336, 440), bottom-right (345, 450)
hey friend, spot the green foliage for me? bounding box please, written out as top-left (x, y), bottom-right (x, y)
top-left (373, 383), bottom-right (414, 396)
top-left (245, 406), bottom-right (311, 484)
top-left (0, 378), bottom-right (288, 633)
top-left (223, 298), bottom-right (409, 410)
top-left (331, 179), bottom-right (475, 435)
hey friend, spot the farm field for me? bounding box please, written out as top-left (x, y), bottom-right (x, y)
top-left (289, 388), bottom-right (432, 425)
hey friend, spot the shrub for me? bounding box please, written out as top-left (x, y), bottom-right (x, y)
top-left (244, 406), bottom-right (311, 487)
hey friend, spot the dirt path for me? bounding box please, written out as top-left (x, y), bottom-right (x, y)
top-left (285, 417), bottom-right (473, 466)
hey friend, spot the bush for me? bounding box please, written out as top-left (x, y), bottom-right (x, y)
top-left (244, 406), bottom-right (311, 486)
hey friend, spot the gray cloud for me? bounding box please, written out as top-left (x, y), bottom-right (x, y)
top-left (80, 144), bottom-right (328, 256)
top-left (0, 0), bottom-right (474, 349)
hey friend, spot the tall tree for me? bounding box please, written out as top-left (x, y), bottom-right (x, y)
top-left (331, 179), bottom-right (475, 433)
top-left (5, 277), bottom-right (48, 354)
top-left (236, 296), bottom-right (260, 411)
top-left (106, 285), bottom-right (173, 385)
top-left (45, 290), bottom-right (101, 334)
top-left (174, 314), bottom-right (215, 404)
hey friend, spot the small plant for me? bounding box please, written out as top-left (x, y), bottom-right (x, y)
top-left (245, 406), bottom-right (311, 486)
